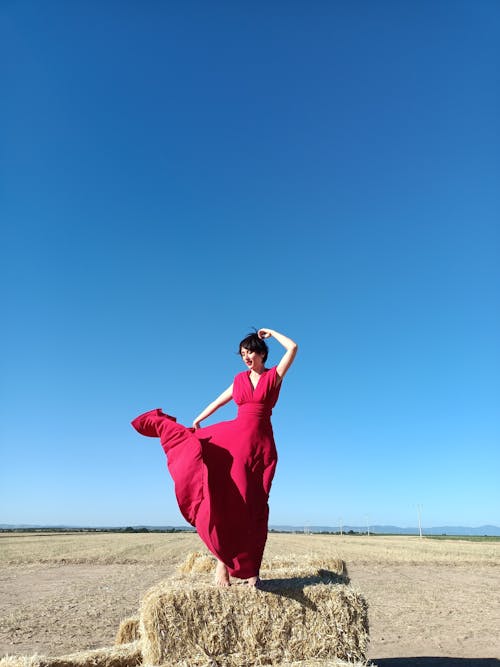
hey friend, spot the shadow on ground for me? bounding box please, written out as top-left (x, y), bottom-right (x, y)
top-left (376, 658), bottom-right (500, 667)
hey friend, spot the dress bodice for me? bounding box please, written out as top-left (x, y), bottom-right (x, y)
top-left (232, 366), bottom-right (282, 419)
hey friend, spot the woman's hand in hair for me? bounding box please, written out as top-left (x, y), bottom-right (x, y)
top-left (258, 328), bottom-right (273, 339)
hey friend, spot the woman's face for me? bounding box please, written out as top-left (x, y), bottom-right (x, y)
top-left (240, 347), bottom-right (265, 371)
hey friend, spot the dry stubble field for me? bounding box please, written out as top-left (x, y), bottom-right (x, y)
top-left (0, 531), bottom-right (499, 665)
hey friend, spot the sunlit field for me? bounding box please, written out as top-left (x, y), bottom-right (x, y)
top-left (1, 531), bottom-right (499, 662)
top-left (1, 530), bottom-right (499, 565)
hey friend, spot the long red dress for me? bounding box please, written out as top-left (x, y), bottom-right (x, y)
top-left (131, 366), bottom-right (282, 579)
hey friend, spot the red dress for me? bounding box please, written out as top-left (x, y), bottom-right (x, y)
top-left (131, 366), bottom-right (282, 579)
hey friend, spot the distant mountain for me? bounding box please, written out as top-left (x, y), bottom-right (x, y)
top-left (270, 524), bottom-right (500, 536)
top-left (1, 523), bottom-right (499, 535)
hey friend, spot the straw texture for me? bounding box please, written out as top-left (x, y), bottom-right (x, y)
top-left (0, 642), bottom-right (141, 667)
top-left (139, 574), bottom-right (368, 666)
top-left (114, 618), bottom-right (140, 646)
top-left (177, 550), bottom-right (216, 574)
top-left (178, 550), bottom-right (347, 580)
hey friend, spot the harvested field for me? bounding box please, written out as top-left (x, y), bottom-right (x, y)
top-left (1, 532), bottom-right (499, 664)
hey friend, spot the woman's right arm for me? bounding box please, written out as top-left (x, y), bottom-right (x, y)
top-left (258, 328), bottom-right (298, 381)
top-left (192, 383), bottom-right (233, 429)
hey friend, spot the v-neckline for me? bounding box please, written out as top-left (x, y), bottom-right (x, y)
top-left (248, 368), bottom-right (267, 392)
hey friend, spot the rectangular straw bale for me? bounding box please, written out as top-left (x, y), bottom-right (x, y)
top-left (0, 642), bottom-right (142, 667)
top-left (261, 554), bottom-right (345, 577)
top-left (177, 551), bottom-right (348, 583)
top-left (114, 618), bottom-right (140, 645)
top-left (139, 577), bottom-right (368, 667)
top-left (259, 566), bottom-right (348, 587)
top-left (177, 551), bottom-right (216, 574)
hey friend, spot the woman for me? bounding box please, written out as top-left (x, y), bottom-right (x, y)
top-left (131, 327), bottom-right (297, 588)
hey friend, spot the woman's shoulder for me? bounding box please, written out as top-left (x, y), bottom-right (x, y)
top-left (233, 369), bottom-right (249, 384)
top-left (264, 366), bottom-right (280, 386)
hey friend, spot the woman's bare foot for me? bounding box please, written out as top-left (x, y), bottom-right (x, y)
top-left (246, 576), bottom-right (262, 589)
top-left (215, 561), bottom-right (231, 587)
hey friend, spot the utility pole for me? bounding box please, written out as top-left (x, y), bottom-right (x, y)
top-left (417, 504), bottom-right (423, 539)
top-left (365, 515), bottom-right (370, 536)
top-left (339, 518), bottom-right (343, 536)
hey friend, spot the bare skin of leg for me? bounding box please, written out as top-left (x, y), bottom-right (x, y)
top-left (246, 575), bottom-right (262, 589)
top-left (215, 560), bottom-right (231, 587)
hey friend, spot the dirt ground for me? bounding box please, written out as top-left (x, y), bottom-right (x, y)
top-left (1, 533), bottom-right (499, 666)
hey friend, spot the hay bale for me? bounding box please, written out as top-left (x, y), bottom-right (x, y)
top-left (178, 551), bottom-right (216, 574)
top-left (0, 659), bottom-right (24, 667)
top-left (0, 642), bottom-right (142, 667)
top-left (261, 554), bottom-right (345, 577)
top-left (179, 551), bottom-right (347, 581)
top-left (139, 575), bottom-right (368, 667)
top-left (114, 618), bottom-right (140, 645)
top-left (255, 566), bottom-right (347, 588)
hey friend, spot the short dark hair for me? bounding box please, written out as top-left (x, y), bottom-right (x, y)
top-left (238, 332), bottom-right (269, 363)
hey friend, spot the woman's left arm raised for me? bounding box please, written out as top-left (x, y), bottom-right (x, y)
top-left (258, 328), bottom-right (298, 381)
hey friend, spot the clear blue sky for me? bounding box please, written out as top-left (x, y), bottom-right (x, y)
top-left (1, 1), bottom-right (499, 529)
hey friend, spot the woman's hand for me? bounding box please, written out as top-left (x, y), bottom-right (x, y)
top-left (258, 328), bottom-right (273, 339)
top-left (191, 383), bottom-right (234, 430)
